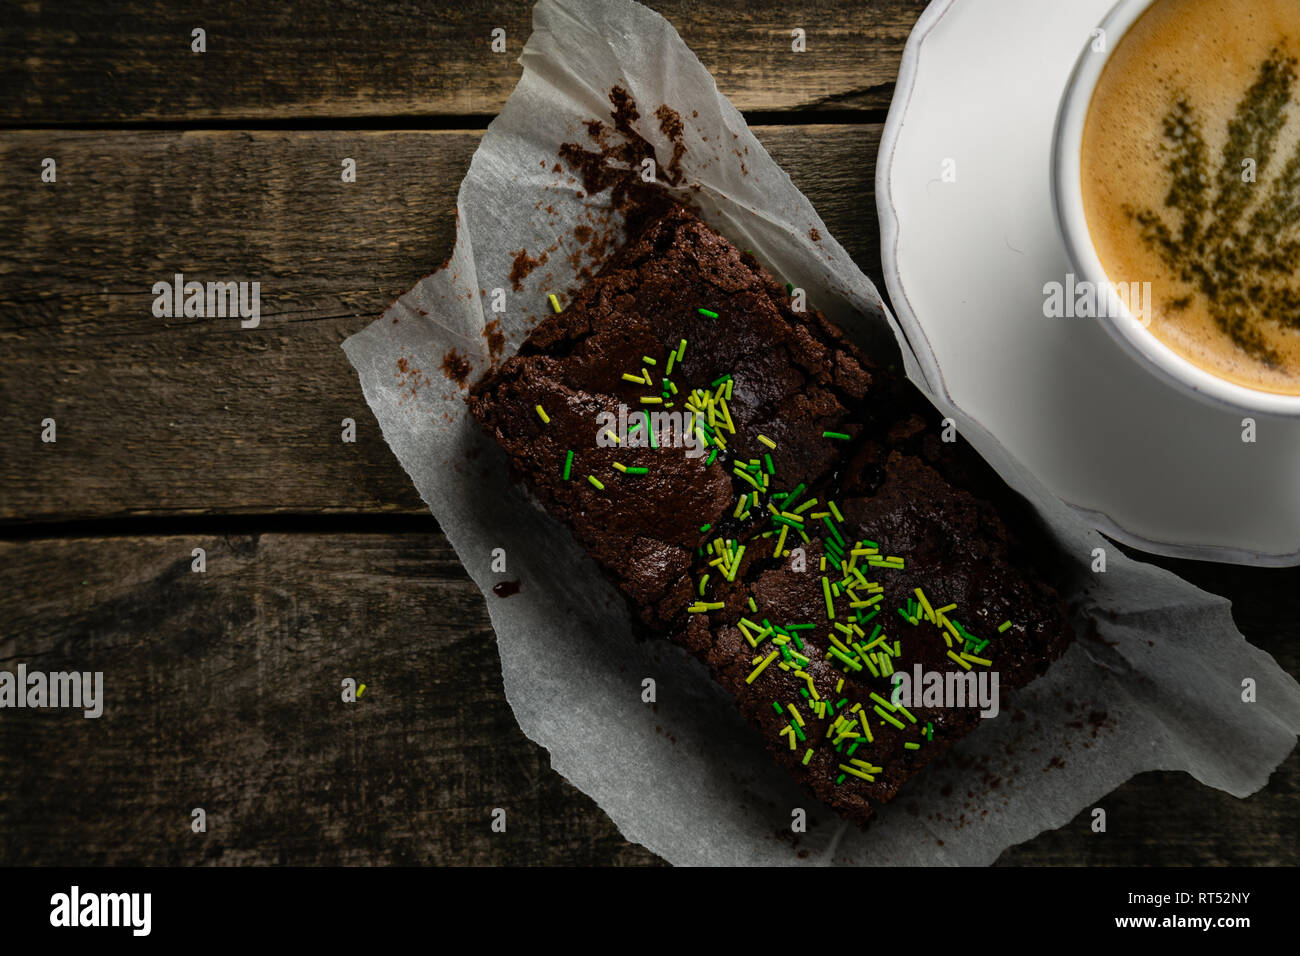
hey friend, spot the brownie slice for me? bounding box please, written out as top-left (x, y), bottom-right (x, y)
top-left (469, 202), bottom-right (1074, 826)
top-left (469, 206), bottom-right (873, 631)
top-left (676, 451), bottom-right (1072, 826)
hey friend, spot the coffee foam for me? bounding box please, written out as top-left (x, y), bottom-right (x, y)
top-left (1082, 0), bottom-right (1300, 395)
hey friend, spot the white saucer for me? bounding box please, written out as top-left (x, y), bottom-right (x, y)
top-left (877, 0), bottom-right (1300, 566)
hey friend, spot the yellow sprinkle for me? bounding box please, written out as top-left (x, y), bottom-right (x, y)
top-left (946, 649), bottom-right (972, 670)
top-left (838, 763), bottom-right (876, 782)
top-left (788, 704), bottom-right (805, 727)
top-left (935, 604), bottom-right (957, 615)
top-left (774, 524), bottom-right (789, 558)
top-left (758, 434), bottom-right (777, 449)
top-left (605, 429), bottom-right (620, 444)
top-left (688, 601), bottom-right (725, 612)
top-left (857, 712), bottom-right (874, 742)
top-left (640, 396), bottom-right (662, 404)
top-left (962, 653), bottom-right (993, 667)
top-left (534, 405), bottom-right (550, 424)
top-left (587, 475), bottom-right (604, 490)
top-left (548, 294), bottom-right (562, 313)
top-left (914, 587), bottom-right (934, 622)
top-left (746, 650), bottom-right (779, 685)
top-left (621, 372), bottom-right (645, 384)
top-left (612, 462), bottom-right (628, 472)
top-left (942, 617), bottom-right (961, 646)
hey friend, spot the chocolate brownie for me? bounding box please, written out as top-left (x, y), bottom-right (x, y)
top-left (469, 203), bottom-right (1073, 825)
top-left (676, 451), bottom-right (1071, 825)
top-left (469, 205), bottom-right (875, 631)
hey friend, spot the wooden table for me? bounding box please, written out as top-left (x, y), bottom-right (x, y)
top-left (1, 0), bottom-right (1295, 866)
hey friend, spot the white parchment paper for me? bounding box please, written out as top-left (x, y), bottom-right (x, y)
top-left (342, 0), bottom-right (1300, 865)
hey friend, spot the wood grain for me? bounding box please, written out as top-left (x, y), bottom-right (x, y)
top-left (0, 533), bottom-right (1294, 866)
top-left (0, 0), bottom-right (927, 123)
top-left (0, 533), bottom-right (661, 865)
top-left (0, 124), bottom-right (882, 522)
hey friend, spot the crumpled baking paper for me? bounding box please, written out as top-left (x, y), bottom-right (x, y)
top-left (342, 0), bottom-right (1300, 865)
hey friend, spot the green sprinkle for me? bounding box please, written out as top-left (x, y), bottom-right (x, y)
top-left (874, 706), bottom-right (905, 730)
top-left (706, 448), bottom-right (718, 465)
top-left (665, 351), bottom-right (676, 375)
top-left (802, 749), bottom-right (814, 766)
top-left (624, 466), bottom-right (649, 475)
top-left (587, 475), bottom-right (605, 490)
top-left (562, 449), bottom-right (574, 480)
top-left (786, 282), bottom-right (794, 294)
top-left (904, 742), bottom-right (920, 750)
top-left (748, 596), bottom-right (758, 612)
top-left (677, 338), bottom-right (687, 361)
top-left (998, 620), bottom-right (1013, 633)
top-left (699, 523), bottom-right (712, 533)
top-left (822, 431), bottom-right (851, 441)
top-left (772, 701), bottom-right (785, 715)
top-left (698, 308), bottom-right (719, 318)
top-left (764, 453), bottom-right (775, 475)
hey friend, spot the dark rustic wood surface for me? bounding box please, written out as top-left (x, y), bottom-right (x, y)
top-left (1, 0), bottom-right (1296, 867)
top-left (1, 0), bottom-right (926, 122)
top-left (0, 125), bottom-right (879, 522)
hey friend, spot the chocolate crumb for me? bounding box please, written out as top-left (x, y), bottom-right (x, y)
top-left (492, 580), bottom-right (521, 598)
top-left (509, 248), bottom-right (548, 291)
top-left (483, 319), bottom-right (506, 362)
top-left (441, 348), bottom-right (472, 386)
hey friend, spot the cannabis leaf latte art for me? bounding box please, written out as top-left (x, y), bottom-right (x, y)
top-left (1082, 0), bottom-right (1300, 395)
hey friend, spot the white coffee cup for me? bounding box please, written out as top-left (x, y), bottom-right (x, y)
top-left (1051, 0), bottom-right (1300, 416)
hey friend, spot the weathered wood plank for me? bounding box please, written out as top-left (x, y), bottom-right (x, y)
top-left (0, 533), bottom-right (1293, 866)
top-left (0, 0), bottom-right (926, 123)
top-left (0, 533), bottom-right (662, 865)
top-left (0, 125), bottom-right (882, 521)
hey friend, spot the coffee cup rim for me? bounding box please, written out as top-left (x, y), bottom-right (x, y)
top-left (1050, 0), bottom-right (1300, 417)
